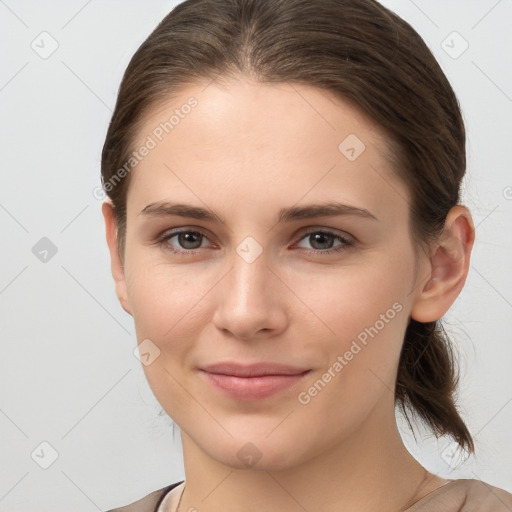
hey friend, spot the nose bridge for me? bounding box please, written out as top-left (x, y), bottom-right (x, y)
top-left (228, 236), bottom-right (271, 306)
top-left (212, 236), bottom-right (286, 338)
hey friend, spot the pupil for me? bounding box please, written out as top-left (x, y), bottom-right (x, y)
top-left (312, 233), bottom-right (332, 249)
top-left (180, 232), bottom-right (200, 249)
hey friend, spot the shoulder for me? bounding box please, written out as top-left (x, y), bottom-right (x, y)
top-left (407, 479), bottom-right (512, 511)
top-left (105, 481), bottom-right (184, 512)
top-left (462, 479), bottom-right (512, 510)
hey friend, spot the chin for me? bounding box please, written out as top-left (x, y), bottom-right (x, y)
top-left (194, 430), bottom-right (314, 472)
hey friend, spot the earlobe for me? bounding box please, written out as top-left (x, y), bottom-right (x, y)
top-left (411, 205), bottom-right (475, 323)
top-left (102, 200), bottom-right (132, 316)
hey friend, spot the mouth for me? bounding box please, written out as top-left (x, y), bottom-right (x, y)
top-left (198, 362), bottom-right (312, 400)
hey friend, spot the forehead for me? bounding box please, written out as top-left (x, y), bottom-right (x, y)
top-left (127, 78), bottom-right (409, 224)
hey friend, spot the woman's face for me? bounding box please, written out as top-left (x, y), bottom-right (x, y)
top-left (112, 78), bottom-right (431, 470)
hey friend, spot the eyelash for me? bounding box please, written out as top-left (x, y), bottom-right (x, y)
top-left (156, 228), bottom-right (354, 257)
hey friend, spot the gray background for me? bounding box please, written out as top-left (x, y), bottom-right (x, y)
top-left (0, 0), bottom-right (511, 510)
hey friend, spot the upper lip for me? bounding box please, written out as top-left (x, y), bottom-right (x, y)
top-left (199, 362), bottom-right (311, 377)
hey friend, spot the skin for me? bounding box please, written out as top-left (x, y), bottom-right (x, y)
top-left (103, 77), bottom-right (475, 512)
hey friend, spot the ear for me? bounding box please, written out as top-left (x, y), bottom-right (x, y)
top-left (102, 199), bottom-right (132, 316)
top-left (411, 205), bottom-right (475, 323)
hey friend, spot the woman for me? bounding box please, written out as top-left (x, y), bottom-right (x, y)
top-left (101, 0), bottom-right (512, 510)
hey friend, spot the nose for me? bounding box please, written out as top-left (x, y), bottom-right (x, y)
top-left (212, 246), bottom-right (288, 340)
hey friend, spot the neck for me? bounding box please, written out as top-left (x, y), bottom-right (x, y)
top-left (177, 399), bottom-right (440, 512)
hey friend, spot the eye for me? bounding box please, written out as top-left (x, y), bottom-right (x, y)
top-left (294, 229), bottom-right (354, 255)
top-left (156, 227), bottom-right (354, 257)
top-left (158, 229), bottom-right (212, 255)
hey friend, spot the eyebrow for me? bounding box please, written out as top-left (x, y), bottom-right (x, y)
top-left (139, 201), bottom-right (378, 224)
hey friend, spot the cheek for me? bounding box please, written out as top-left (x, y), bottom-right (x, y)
top-left (290, 274), bottom-right (409, 443)
top-left (126, 258), bottom-right (208, 338)
top-left (285, 251), bottom-right (413, 343)
top-left (126, 240), bottom-right (415, 360)
top-left (287, 251), bottom-right (413, 398)
top-left (125, 262), bottom-right (213, 417)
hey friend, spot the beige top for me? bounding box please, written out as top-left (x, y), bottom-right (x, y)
top-left (156, 479), bottom-right (512, 512)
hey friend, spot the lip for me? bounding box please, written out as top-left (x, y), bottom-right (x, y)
top-left (200, 362), bottom-right (310, 377)
top-left (199, 362), bottom-right (311, 400)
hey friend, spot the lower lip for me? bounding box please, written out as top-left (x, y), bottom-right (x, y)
top-left (200, 370), bottom-right (311, 400)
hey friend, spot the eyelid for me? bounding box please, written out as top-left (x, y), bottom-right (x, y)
top-left (157, 225), bottom-right (355, 256)
top-left (291, 228), bottom-right (354, 255)
top-left (156, 226), bottom-right (215, 250)
top-left (158, 224), bottom-right (354, 240)
top-left (157, 226), bottom-right (353, 245)
top-left (295, 226), bottom-right (355, 243)
top-left (157, 225), bottom-right (213, 240)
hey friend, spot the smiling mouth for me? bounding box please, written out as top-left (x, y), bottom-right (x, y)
top-left (198, 363), bottom-right (312, 399)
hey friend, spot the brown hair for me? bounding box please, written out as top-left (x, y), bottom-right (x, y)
top-left (101, 0), bottom-right (474, 453)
